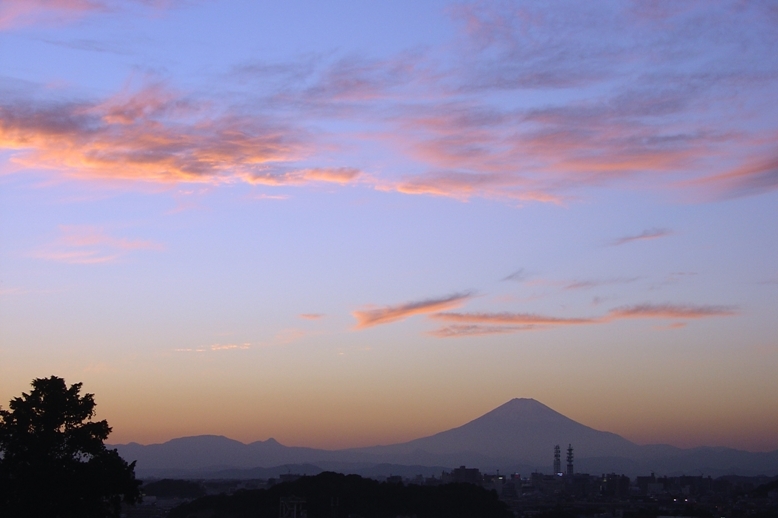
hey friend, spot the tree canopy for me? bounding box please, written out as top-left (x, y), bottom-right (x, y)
top-left (170, 471), bottom-right (512, 518)
top-left (0, 376), bottom-right (141, 517)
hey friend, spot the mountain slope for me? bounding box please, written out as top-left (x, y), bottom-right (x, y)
top-left (350, 398), bottom-right (641, 465)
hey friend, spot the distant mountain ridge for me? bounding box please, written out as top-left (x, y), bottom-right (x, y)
top-left (112, 398), bottom-right (778, 478)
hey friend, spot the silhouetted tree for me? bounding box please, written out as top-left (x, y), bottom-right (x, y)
top-left (0, 376), bottom-right (141, 517)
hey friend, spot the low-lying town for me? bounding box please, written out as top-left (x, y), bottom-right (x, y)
top-left (125, 447), bottom-right (778, 518)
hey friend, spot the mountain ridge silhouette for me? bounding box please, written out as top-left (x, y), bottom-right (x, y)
top-left (112, 398), bottom-right (778, 477)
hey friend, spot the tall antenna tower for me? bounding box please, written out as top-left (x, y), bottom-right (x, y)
top-left (553, 445), bottom-right (561, 475)
top-left (566, 444), bottom-right (574, 476)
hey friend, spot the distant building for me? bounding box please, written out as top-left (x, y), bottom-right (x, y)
top-left (448, 465), bottom-right (482, 484)
top-left (554, 445), bottom-right (562, 475)
top-left (566, 444), bottom-right (574, 476)
top-left (279, 496), bottom-right (306, 518)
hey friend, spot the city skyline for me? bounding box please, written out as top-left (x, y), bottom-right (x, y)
top-left (1, 1), bottom-right (777, 452)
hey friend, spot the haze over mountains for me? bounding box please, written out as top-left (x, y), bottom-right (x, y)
top-left (114, 399), bottom-right (778, 479)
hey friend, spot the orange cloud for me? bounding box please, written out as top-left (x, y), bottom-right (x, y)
top-left (606, 303), bottom-right (738, 320)
top-left (299, 313), bottom-right (324, 320)
top-left (426, 302), bottom-right (737, 338)
top-left (32, 225), bottom-right (162, 264)
top-left (0, 85), bottom-right (363, 189)
top-left (353, 292), bottom-right (472, 329)
top-left (246, 168), bottom-right (361, 186)
top-left (428, 324), bottom-right (534, 338)
top-left (431, 311), bottom-right (598, 326)
top-left (689, 156), bottom-right (778, 200)
top-left (384, 171), bottom-right (565, 204)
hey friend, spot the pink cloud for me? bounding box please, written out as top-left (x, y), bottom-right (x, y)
top-left (3, 0), bottom-right (776, 206)
top-left (247, 168), bottom-right (361, 186)
top-left (353, 292), bottom-right (472, 329)
top-left (357, 2), bottom-right (777, 203)
top-left (0, 0), bottom-right (176, 30)
top-left (299, 313), bottom-right (324, 320)
top-left (425, 302), bottom-right (737, 338)
top-left (0, 0), bottom-right (103, 30)
top-left (371, 95), bottom-right (711, 203)
top-left (0, 85), bottom-right (363, 188)
top-left (428, 324), bottom-right (534, 338)
top-left (253, 194), bottom-right (290, 201)
top-left (689, 156), bottom-right (778, 200)
top-left (385, 171), bottom-right (565, 204)
top-left (606, 303), bottom-right (738, 320)
top-left (431, 311), bottom-right (598, 326)
top-left (32, 225), bottom-right (162, 264)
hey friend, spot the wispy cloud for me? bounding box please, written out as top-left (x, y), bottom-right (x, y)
top-left (353, 292), bottom-right (473, 329)
top-left (37, 37), bottom-right (134, 55)
top-left (426, 302), bottom-right (737, 338)
top-left (564, 277), bottom-right (640, 290)
top-left (0, 0), bottom-right (103, 30)
top-left (253, 193), bottom-right (290, 201)
top-left (246, 168), bottom-right (362, 186)
top-left (299, 313), bottom-right (324, 320)
top-left (0, 0), bottom-right (173, 30)
top-left (380, 170), bottom-right (565, 204)
top-left (369, 2), bottom-right (778, 203)
top-left (209, 343), bottom-right (251, 351)
top-left (32, 225), bottom-right (162, 264)
top-left (606, 303), bottom-right (738, 320)
top-left (691, 156), bottom-right (778, 200)
top-left (175, 342), bottom-right (251, 353)
top-left (502, 269), bottom-right (527, 282)
top-left (610, 228), bottom-right (672, 246)
top-left (428, 324), bottom-right (534, 338)
top-left (659, 322), bottom-right (687, 330)
top-left (431, 311), bottom-right (597, 326)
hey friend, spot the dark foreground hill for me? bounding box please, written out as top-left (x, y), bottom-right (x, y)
top-left (169, 472), bottom-right (511, 518)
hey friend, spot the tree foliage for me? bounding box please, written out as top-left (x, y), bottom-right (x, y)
top-left (0, 376), bottom-right (141, 517)
top-left (170, 471), bottom-right (512, 518)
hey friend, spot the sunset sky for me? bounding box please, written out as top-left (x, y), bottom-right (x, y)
top-left (1, 0), bottom-right (777, 452)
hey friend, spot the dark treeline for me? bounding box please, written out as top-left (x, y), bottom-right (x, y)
top-left (169, 471), bottom-right (511, 518)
